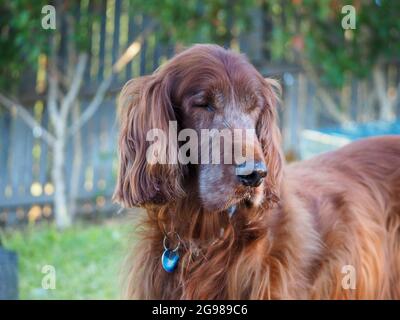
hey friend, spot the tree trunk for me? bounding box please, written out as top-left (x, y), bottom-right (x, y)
top-left (69, 101), bottom-right (83, 219)
top-left (52, 137), bottom-right (71, 229)
top-left (1, 26), bottom-right (150, 229)
top-left (373, 65), bottom-right (394, 121)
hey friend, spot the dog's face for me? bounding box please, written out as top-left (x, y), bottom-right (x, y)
top-left (114, 44), bottom-right (283, 213)
top-left (174, 56), bottom-right (279, 212)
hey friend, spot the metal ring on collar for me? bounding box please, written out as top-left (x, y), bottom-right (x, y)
top-left (163, 231), bottom-right (181, 252)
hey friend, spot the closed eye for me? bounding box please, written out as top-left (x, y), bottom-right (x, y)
top-left (194, 103), bottom-right (215, 112)
top-left (206, 104), bottom-right (215, 112)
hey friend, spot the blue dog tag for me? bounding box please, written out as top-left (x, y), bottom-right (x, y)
top-left (161, 249), bottom-right (179, 272)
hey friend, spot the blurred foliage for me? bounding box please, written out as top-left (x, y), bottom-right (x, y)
top-left (1, 221), bottom-right (129, 299)
top-left (0, 1), bottom-right (48, 91)
top-left (268, 0), bottom-right (400, 87)
top-left (131, 0), bottom-right (400, 87)
top-left (1, 0), bottom-right (399, 91)
top-left (129, 0), bottom-right (257, 44)
top-left (0, 0), bottom-right (256, 92)
top-left (0, 0), bottom-right (98, 92)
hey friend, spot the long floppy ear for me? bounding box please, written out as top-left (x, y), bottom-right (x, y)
top-left (256, 78), bottom-right (284, 203)
top-left (113, 75), bottom-right (185, 208)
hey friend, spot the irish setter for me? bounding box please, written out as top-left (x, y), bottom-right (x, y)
top-left (114, 44), bottom-right (400, 299)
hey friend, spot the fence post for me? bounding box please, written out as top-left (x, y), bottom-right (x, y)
top-left (0, 247), bottom-right (18, 300)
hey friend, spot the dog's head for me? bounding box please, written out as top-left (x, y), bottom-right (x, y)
top-left (114, 44), bottom-right (283, 213)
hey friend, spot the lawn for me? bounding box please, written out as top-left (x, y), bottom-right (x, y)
top-left (1, 220), bottom-right (130, 299)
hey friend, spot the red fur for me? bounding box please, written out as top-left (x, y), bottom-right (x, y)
top-left (114, 44), bottom-right (400, 299)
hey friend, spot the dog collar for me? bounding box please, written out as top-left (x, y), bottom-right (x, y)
top-left (161, 231), bottom-right (181, 272)
top-left (161, 207), bottom-right (236, 273)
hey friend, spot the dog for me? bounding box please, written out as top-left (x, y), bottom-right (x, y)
top-left (114, 44), bottom-right (400, 299)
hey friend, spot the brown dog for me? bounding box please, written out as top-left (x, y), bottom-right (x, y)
top-left (114, 44), bottom-right (400, 299)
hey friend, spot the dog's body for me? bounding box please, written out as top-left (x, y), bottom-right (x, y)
top-left (115, 44), bottom-right (400, 299)
top-left (285, 136), bottom-right (400, 299)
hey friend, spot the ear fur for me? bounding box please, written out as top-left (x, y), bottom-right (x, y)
top-left (256, 78), bottom-right (284, 203)
top-left (113, 75), bottom-right (185, 208)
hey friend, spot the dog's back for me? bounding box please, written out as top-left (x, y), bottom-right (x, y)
top-left (292, 135), bottom-right (400, 205)
top-left (287, 136), bottom-right (400, 298)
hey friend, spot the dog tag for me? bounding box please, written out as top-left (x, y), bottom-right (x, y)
top-left (161, 249), bottom-right (179, 272)
top-left (227, 204), bottom-right (237, 218)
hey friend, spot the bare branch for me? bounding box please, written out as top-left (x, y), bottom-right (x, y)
top-left (0, 93), bottom-right (56, 146)
top-left (60, 54), bottom-right (87, 121)
top-left (373, 65), bottom-right (394, 121)
top-left (315, 86), bottom-right (350, 124)
top-left (391, 80), bottom-right (400, 112)
top-left (373, 64), bottom-right (400, 121)
top-left (67, 22), bottom-right (157, 136)
top-left (299, 56), bottom-right (351, 124)
top-left (68, 75), bottom-right (114, 136)
top-left (47, 34), bottom-right (61, 125)
top-left (47, 65), bottom-right (60, 126)
top-left (113, 22), bottom-right (156, 73)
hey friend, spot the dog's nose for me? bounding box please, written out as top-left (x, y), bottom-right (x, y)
top-left (235, 161), bottom-right (268, 187)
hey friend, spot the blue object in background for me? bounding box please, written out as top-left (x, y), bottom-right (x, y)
top-left (300, 121), bottom-right (400, 159)
top-left (0, 247), bottom-right (18, 300)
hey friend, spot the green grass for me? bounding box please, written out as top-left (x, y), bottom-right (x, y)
top-left (1, 220), bottom-right (130, 299)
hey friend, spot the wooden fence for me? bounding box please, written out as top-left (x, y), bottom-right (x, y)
top-left (0, 0), bottom-right (181, 227)
top-left (0, 0), bottom-right (399, 227)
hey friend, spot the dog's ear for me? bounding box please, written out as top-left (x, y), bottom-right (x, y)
top-left (256, 78), bottom-right (284, 203)
top-left (113, 75), bottom-right (185, 208)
